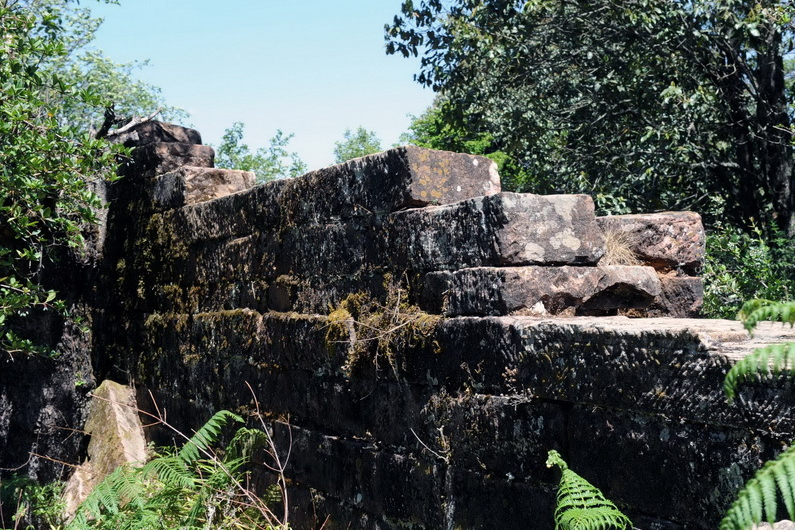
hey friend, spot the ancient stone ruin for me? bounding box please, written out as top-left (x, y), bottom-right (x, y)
top-left (2, 121), bottom-right (795, 530)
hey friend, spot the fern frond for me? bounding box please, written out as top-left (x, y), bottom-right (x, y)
top-left (178, 409), bottom-right (243, 465)
top-left (142, 455), bottom-right (196, 490)
top-left (720, 443), bottom-right (795, 530)
top-left (226, 426), bottom-right (269, 461)
top-left (724, 342), bottom-right (795, 401)
top-left (739, 299), bottom-right (795, 334)
top-left (546, 450), bottom-right (632, 530)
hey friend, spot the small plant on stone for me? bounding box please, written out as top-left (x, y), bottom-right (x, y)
top-left (546, 450), bottom-right (632, 530)
top-left (325, 276), bottom-right (441, 379)
top-left (599, 228), bottom-right (641, 267)
top-left (0, 476), bottom-right (65, 530)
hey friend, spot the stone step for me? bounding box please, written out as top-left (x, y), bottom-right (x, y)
top-left (150, 166), bottom-right (255, 209)
top-left (387, 192), bottom-right (605, 270)
top-left (419, 265), bottom-right (661, 316)
top-left (596, 212), bottom-right (704, 274)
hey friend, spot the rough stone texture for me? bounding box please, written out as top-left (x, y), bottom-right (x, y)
top-left (754, 522), bottom-right (795, 530)
top-left (151, 166), bottom-right (255, 209)
top-left (420, 265), bottom-right (661, 316)
top-left (0, 122), bottom-right (737, 530)
top-left (276, 145), bottom-right (499, 225)
top-left (62, 380), bottom-right (147, 519)
top-left (121, 142), bottom-right (215, 177)
top-left (597, 212), bottom-right (705, 273)
top-left (632, 275), bottom-right (704, 318)
top-left (109, 121), bottom-right (202, 147)
top-left (388, 192), bottom-right (606, 270)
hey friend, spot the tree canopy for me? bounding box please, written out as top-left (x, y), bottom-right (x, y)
top-left (214, 122), bottom-right (307, 184)
top-left (0, 0), bottom-right (127, 356)
top-left (333, 127), bottom-right (382, 163)
top-left (387, 0), bottom-right (795, 231)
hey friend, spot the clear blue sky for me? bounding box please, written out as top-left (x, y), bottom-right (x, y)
top-left (89, 1), bottom-right (436, 171)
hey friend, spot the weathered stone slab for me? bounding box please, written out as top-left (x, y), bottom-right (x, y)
top-left (122, 142), bottom-right (215, 177)
top-left (625, 275), bottom-right (703, 318)
top-left (278, 145), bottom-right (500, 225)
top-left (158, 180), bottom-right (288, 244)
top-left (151, 166), bottom-right (255, 209)
top-left (388, 193), bottom-right (605, 270)
top-left (275, 221), bottom-right (381, 277)
top-left (420, 265), bottom-right (660, 316)
top-left (110, 121), bottom-right (202, 147)
top-left (450, 467), bottom-right (556, 530)
top-left (597, 212), bottom-right (705, 273)
top-left (62, 380), bottom-right (147, 519)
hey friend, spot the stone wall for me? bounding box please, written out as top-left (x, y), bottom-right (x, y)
top-left (3, 121), bottom-right (795, 530)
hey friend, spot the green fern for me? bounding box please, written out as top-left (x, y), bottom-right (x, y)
top-left (177, 409), bottom-right (243, 465)
top-left (720, 443), bottom-right (795, 530)
top-left (546, 450), bottom-right (632, 530)
top-left (738, 299), bottom-right (795, 334)
top-left (65, 410), bottom-right (280, 530)
top-left (720, 298), bottom-right (795, 529)
top-left (724, 342), bottom-right (795, 401)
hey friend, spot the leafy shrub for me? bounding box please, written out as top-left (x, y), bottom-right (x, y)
top-left (0, 476), bottom-right (65, 530)
top-left (703, 223), bottom-right (795, 319)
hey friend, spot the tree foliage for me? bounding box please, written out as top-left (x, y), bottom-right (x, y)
top-left (387, 0), bottom-right (795, 231)
top-left (214, 122), bottom-right (307, 184)
top-left (333, 126), bottom-right (382, 163)
top-left (0, 0), bottom-right (123, 357)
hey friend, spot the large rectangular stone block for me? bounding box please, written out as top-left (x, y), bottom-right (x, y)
top-left (121, 142), bottom-right (215, 177)
top-left (150, 166), bottom-right (255, 209)
top-left (273, 424), bottom-right (446, 526)
top-left (158, 180), bottom-right (288, 244)
top-left (566, 405), bottom-right (788, 529)
top-left (277, 145), bottom-right (500, 225)
top-left (387, 193), bottom-right (605, 271)
top-left (420, 265), bottom-right (660, 316)
top-left (597, 212), bottom-right (705, 274)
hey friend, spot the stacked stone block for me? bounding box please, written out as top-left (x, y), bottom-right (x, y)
top-left (88, 121), bottom-right (795, 530)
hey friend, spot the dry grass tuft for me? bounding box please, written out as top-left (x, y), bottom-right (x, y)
top-left (600, 228), bottom-right (641, 266)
